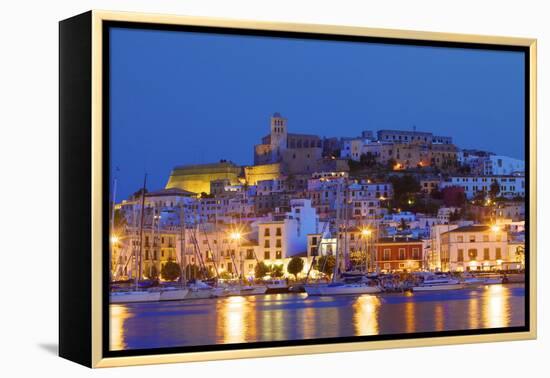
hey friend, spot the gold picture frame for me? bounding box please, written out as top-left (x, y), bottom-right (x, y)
top-left (59, 10), bottom-right (537, 368)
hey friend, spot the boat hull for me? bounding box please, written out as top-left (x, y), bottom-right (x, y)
top-left (159, 288), bottom-right (189, 301)
top-left (303, 284), bottom-right (323, 296)
top-left (306, 283), bottom-right (381, 296)
top-left (412, 283), bottom-right (465, 292)
top-left (224, 286), bottom-right (268, 296)
top-left (185, 289), bottom-right (216, 300)
top-left (110, 291), bottom-right (161, 303)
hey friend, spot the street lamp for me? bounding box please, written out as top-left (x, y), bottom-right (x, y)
top-left (110, 235), bottom-right (119, 244)
top-left (361, 227), bottom-right (372, 272)
top-left (229, 231), bottom-right (243, 282)
top-left (230, 231), bottom-right (242, 241)
top-left (490, 224), bottom-right (500, 233)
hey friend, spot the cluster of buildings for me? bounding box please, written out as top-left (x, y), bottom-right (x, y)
top-left (111, 113), bottom-right (526, 281)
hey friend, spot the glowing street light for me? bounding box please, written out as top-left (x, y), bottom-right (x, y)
top-left (361, 228), bottom-right (372, 237)
top-left (230, 231), bottom-right (242, 241)
top-left (490, 225), bottom-right (500, 232)
top-left (110, 235), bottom-right (119, 244)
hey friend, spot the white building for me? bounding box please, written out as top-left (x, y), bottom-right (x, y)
top-left (441, 175), bottom-right (525, 199)
top-left (257, 199), bottom-right (322, 261)
top-left (440, 225), bottom-right (510, 272)
top-left (484, 155), bottom-right (525, 175)
top-left (341, 137), bottom-right (375, 161)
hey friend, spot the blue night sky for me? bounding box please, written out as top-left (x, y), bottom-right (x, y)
top-left (110, 27), bottom-right (525, 200)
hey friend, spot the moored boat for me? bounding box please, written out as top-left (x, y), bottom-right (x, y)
top-left (159, 287), bottom-right (190, 301)
top-left (412, 275), bottom-right (464, 292)
top-left (239, 285), bottom-right (268, 296)
top-left (308, 282), bottom-right (381, 296)
top-left (264, 279), bottom-right (289, 293)
top-left (110, 290), bottom-right (161, 303)
top-left (185, 280), bottom-right (217, 299)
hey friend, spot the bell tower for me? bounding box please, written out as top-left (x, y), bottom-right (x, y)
top-left (270, 112), bottom-right (287, 162)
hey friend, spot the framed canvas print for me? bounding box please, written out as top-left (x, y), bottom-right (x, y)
top-left (59, 10), bottom-right (537, 368)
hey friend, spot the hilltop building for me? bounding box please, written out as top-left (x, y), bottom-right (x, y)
top-left (165, 161), bottom-right (242, 195)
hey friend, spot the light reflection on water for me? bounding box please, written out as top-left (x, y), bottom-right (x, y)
top-left (110, 284), bottom-right (525, 351)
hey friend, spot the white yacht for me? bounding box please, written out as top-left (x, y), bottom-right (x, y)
top-left (224, 285), bottom-right (267, 296)
top-left (185, 280), bottom-right (217, 299)
top-left (158, 287), bottom-right (190, 301)
top-left (264, 279), bottom-right (288, 290)
top-left (110, 290), bottom-right (161, 303)
top-left (412, 276), bottom-right (464, 292)
top-left (307, 282), bottom-right (381, 296)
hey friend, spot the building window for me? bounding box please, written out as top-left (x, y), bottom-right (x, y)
top-left (276, 251), bottom-right (282, 259)
top-left (483, 235), bottom-right (489, 242)
top-left (412, 248), bottom-right (420, 259)
top-left (276, 239), bottom-right (282, 248)
top-left (484, 248), bottom-right (490, 260)
top-left (457, 249), bottom-right (464, 262)
top-left (311, 236), bottom-right (318, 246)
top-left (496, 234), bottom-right (502, 242)
top-left (264, 240), bottom-right (270, 248)
top-left (276, 227), bottom-right (282, 236)
top-left (457, 235), bottom-right (464, 242)
top-left (398, 248), bottom-right (406, 260)
top-left (468, 248), bottom-right (478, 260)
top-left (469, 235), bottom-right (476, 242)
top-left (264, 251), bottom-right (270, 260)
top-left (383, 249), bottom-right (391, 261)
top-left (264, 228), bottom-right (270, 237)
top-left (246, 249), bottom-right (254, 259)
top-left (496, 248), bottom-right (502, 260)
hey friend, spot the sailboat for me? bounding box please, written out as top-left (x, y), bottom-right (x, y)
top-left (306, 180), bottom-right (381, 297)
top-left (110, 176), bottom-right (191, 303)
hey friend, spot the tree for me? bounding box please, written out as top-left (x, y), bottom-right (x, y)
top-left (389, 175), bottom-right (421, 210)
top-left (185, 264), bottom-right (201, 279)
top-left (254, 261), bottom-right (270, 279)
top-left (359, 152), bottom-right (377, 167)
top-left (315, 255), bottom-right (336, 279)
top-left (472, 190), bottom-right (487, 206)
top-left (219, 271), bottom-right (233, 280)
top-left (161, 260), bottom-right (180, 281)
top-left (270, 264), bottom-right (284, 278)
top-left (430, 188), bottom-right (443, 200)
top-left (287, 257), bottom-right (305, 280)
top-left (442, 186), bottom-right (466, 207)
top-left (145, 265), bottom-right (159, 280)
top-left (449, 209), bottom-right (462, 222)
top-left (515, 246), bottom-right (525, 267)
top-left (489, 181), bottom-right (501, 200)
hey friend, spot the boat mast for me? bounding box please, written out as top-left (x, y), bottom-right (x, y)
top-left (179, 198), bottom-right (187, 286)
top-left (150, 204), bottom-right (155, 279)
top-left (110, 172), bottom-right (117, 282)
top-left (344, 178), bottom-right (350, 271)
top-left (333, 181), bottom-right (341, 283)
top-left (136, 174), bottom-right (147, 291)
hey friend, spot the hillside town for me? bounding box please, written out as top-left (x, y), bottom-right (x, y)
top-left (110, 112), bottom-right (526, 285)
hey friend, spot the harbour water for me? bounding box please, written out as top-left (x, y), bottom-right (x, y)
top-left (110, 284), bottom-right (525, 351)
